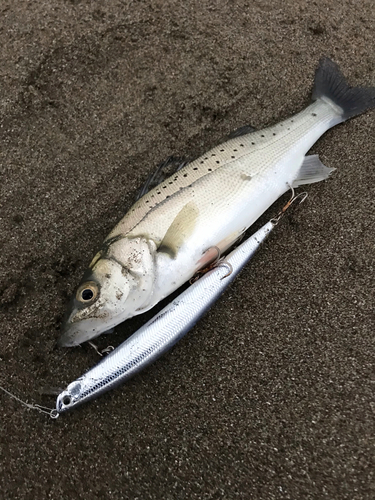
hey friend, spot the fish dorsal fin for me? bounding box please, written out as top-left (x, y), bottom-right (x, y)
top-left (292, 154), bottom-right (336, 188)
top-left (224, 124), bottom-right (257, 141)
top-left (136, 126), bottom-right (256, 200)
top-left (136, 156), bottom-right (190, 201)
top-left (158, 201), bottom-right (199, 258)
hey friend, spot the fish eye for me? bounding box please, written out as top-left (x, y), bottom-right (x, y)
top-left (82, 289), bottom-right (93, 300)
top-left (76, 281), bottom-right (99, 303)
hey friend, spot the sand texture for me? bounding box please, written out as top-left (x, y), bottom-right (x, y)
top-left (0, 1), bottom-right (374, 498)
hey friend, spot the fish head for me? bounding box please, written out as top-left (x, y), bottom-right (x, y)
top-left (58, 236), bottom-right (157, 347)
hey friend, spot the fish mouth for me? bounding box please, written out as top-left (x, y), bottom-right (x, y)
top-left (57, 328), bottom-right (85, 347)
top-left (57, 318), bottom-right (101, 347)
top-left (56, 332), bottom-right (80, 348)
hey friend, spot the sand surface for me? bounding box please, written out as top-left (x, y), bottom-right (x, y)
top-left (0, 1), bottom-right (374, 498)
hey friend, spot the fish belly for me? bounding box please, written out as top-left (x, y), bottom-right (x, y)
top-left (149, 158), bottom-right (291, 305)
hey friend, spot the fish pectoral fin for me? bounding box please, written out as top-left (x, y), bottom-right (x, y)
top-left (292, 154), bottom-right (336, 188)
top-left (157, 201), bottom-right (199, 259)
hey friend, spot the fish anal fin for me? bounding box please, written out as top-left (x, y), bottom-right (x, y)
top-left (158, 202), bottom-right (199, 258)
top-left (292, 154), bottom-right (336, 188)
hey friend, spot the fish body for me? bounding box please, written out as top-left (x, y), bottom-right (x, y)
top-left (58, 58), bottom-right (375, 347)
top-left (56, 216), bottom-right (279, 413)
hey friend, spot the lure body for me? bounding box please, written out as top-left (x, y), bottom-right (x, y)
top-left (56, 219), bottom-right (276, 413)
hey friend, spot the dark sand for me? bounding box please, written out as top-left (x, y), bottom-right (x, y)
top-left (0, 1), bottom-right (374, 498)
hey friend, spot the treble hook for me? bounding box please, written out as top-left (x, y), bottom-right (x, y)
top-left (88, 341), bottom-right (114, 357)
top-left (271, 188), bottom-right (308, 225)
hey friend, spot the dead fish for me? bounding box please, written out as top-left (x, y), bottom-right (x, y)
top-left (58, 57), bottom-right (375, 347)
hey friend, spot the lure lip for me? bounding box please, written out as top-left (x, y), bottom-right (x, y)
top-left (56, 390), bottom-right (74, 414)
top-left (56, 390), bottom-right (73, 413)
top-left (56, 380), bottom-right (83, 413)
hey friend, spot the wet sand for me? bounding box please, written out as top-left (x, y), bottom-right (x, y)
top-left (0, 1), bottom-right (374, 498)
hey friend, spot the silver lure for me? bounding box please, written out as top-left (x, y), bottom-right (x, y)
top-left (56, 194), bottom-right (305, 414)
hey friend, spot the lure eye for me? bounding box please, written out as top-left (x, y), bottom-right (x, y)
top-left (62, 395), bottom-right (71, 406)
top-left (76, 281), bottom-right (99, 303)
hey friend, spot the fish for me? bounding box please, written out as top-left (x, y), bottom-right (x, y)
top-left (56, 194), bottom-right (304, 413)
top-left (58, 57), bottom-right (375, 347)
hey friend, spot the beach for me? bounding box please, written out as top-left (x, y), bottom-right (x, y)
top-left (0, 1), bottom-right (374, 498)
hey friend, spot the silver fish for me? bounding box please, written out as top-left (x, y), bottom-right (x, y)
top-left (58, 57), bottom-right (375, 347)
top-left (56, 194), bottom-right (304, 414)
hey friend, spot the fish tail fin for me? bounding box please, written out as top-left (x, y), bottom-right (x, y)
top-left (312, 57), bottom-right (375, 120)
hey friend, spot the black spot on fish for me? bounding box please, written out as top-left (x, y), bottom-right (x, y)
top-left (193, 167), bottom-right (198, 170)
top-left (183, 174), bottom-right (187, 177)
top-left (261, 135), bottom-right (264, 137)
top-left (251, 142), bottom-right (255, 145)
top-left (216, 161), bottom-right (220, 164)
top-left (312, 113), bottom-right (317, 116)
top-left (208, 168), bottom-right (212, 171)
